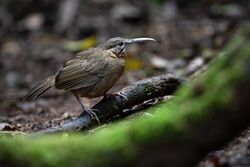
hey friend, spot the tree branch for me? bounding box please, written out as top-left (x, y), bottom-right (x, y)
top-left (33, 74), bottom-right (184, 135)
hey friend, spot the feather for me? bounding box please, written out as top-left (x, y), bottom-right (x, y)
top-left (55, 51), bottom-right (109, 90)
top-left (25, 76), bottom-right (55, 101)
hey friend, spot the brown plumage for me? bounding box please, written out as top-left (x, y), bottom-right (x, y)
top-left (25, 37), bottom-right (155, 123)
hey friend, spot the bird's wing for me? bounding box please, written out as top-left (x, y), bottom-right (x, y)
top-left (55, 50), bottom-right (109, 90)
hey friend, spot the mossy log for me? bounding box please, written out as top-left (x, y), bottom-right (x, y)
top-left (0, 26), bottom-right (250, 167)
top-left (34, 74), bottom-right (183, 135)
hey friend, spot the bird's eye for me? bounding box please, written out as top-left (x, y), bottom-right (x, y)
top-left (118, 42), bottom-right (124, 46)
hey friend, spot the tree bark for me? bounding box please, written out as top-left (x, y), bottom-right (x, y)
top-left (33, 74), bottom-right (184, 135)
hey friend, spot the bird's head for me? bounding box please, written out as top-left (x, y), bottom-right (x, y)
top-left (101, 37), bottom-right (155, 57)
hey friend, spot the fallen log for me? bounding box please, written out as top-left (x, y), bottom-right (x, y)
top-left (34, 74), bottom-right (184, 135)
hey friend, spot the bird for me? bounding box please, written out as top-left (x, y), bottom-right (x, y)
top-left (25, 37), bottom-right (156, 123)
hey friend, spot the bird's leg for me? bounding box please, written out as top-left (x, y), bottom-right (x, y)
top-left (104, 92), bottom-right (128, 101)
top-left (72, 92), bottom-right (100, 124)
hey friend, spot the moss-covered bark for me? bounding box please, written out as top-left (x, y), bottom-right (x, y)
top-left (0, 25), bottom-right (250, 167)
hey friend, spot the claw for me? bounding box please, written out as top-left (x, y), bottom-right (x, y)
top-left (116, 92), bottom-right (128, 101)
top-left (85, 108), bottom-right (100, 125)
top-left (105, 93), bottom-right (128, 101)
top-left (72, 92), bottom-right (100, 125)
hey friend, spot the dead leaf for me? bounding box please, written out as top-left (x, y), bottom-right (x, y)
top-left (64, 35), bottom-right (97, 51)
top-left (0, 123), bottom-right (16, 131)
top-left (125, 53), bottom-right (144, 71)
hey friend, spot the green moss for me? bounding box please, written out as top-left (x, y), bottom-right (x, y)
top-left (111, 100), bottom-right (119, 110)
top-left (144, 83), bottom-right (154, 95)
top-left (0, 26), bottom-right (250, 167)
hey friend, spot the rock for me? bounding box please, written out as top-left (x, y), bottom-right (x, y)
top-left (16, 102), bottom-right (36, 113)
top-left (171, 59), bottom-right (186, 69)
top-left (5, 71), bottom-right (26, 89)
top-left (150, 55), bottom-right (174, 71)
top-left (186, 57), bottom-right (205, 74)
top-left (5, 72), bottom-right (19, 88)
top-left (110, 3), bottom-right (146, 24)
top-left (0, 123), bottom-right (16, 131)
top-left (21, 13), bottom-right (44, 31)
top-left (1, 40), bottom-right (21, 55)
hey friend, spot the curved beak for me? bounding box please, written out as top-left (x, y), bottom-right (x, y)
top-left (126, 37), bottom-right (156, 44)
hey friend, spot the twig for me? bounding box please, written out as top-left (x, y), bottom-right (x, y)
top-left (33, 74), bottom-right (184, 135)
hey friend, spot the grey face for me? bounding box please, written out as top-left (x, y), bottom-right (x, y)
top-left (104, 37), bottom-right (156, 57)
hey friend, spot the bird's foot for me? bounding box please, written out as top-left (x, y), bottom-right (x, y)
top-left (85, 108), bottom-right (100, 125)
top-left (105, 93), bottom-right (128, 101)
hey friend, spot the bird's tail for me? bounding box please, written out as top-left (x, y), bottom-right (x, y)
top-left (25, 75), bottom-right (55, 101)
